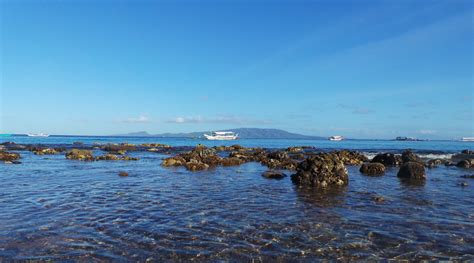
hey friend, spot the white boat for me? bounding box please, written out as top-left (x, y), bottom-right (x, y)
top-left (204, 131), bottom-right (238, 140)
top-left (461, 137), bottom-right (474, 142)
top-left (329, 135), bottom-right (344, 141)
top-left (27, 133), bottom-right (50, 137)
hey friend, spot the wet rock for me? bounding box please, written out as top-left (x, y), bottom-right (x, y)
top-left (101, 143), bottom-right (137, 153)
top-left (1, 142), bottom-right (27, 151)
top-left (460, 174), bottom-right (474, 179)
top-left (140, 143), bottom-right (171, 148)
top-left (221, 157), bottom-right (244, 166)
top-left (0, 151), bottom-right (21, 162)
top-left (184, 159), bottom-right (209, 171)
top-left (95, 154), bottom-right (139, 161)
top-left (426, 159), bottom-right (444, 168)
top-left (73, 141), bottom-right (84, 146)
top-left (65, 149), bottom-right (95, 161)
top-left (31, 147), bottom-right (64, 155)
top-left (401, 150), bottom-right (423, 164)
top-left (457, 181), bottom-right (468, 187)
top-left (119, 171), bottom-right (129, 177)
top-left (267, 151), bottom-right (289, 161)
top-left (360, 163), bottom-right (385, 176)
top-left (262, 170), bottom-right (287, 179)
top-left (291, 153), bottom-right (348, 188)
top-left (397, 161), bottom-right (426, 180)
top-left (456, 159), bottom-right (474, 169)
top-left (445, 161), bottom-right (456, 167)
top-left (287, 147), bottom-right (303, 153)
top-left (461, 149), bottom-right (474, 154)
top-left (332, 150), bottom-right (368, 165)
top-left (162, 156), bottom-right (186, 167)
top-left (371, 153), bottom-right (402, 166)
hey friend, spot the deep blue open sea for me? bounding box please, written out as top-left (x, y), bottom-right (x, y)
top-left (1, 136), bottom-right (473, 261)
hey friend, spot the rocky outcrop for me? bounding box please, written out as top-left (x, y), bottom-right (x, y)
top-left (461, 149), bottom-right (474, 154)
top-left (287, 147), bottom-right (303, 153)
top-left (291, 153), bottom-right (348, 188)
top-left (397, 161), bottom-right (426, 180)
top-left (100, 143), bottom-right (137, 154)
top-left (426, 159), bottom-right (445, 168)
top-left (221, 157), bottom-right (245, 166)
top-left (401, 150), bottom-right (423, 164)
top-left (0, 151), bottom-right (20, 162)
top-left (359, 162), bottom-right (385, 176)
top-left (371, 153), bottom-right (402, 166)
top-left (66, 149), bottom-right (95, 161)
top-left (262, 170), bottom-right (287, 179)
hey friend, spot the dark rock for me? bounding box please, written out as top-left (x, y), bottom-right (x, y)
top-left (456, 159), bottom-right (474, 169)
top-left (397, 161), bottom-right (426, 180)
top-left (291, 153), bottom-right (348, 188)
top-left (0, 151), bottom-right (21, 162)
top-left (119, 171), bottom-right (129, 177)
top-left (458, 181), bottom-right (468, 187)
top-left (460, 174), bottom-right (474, 179)
top-left (401, 150), bottom-right (423, 164)
top-left (461, 149), bottom-right (474, 154)
top-left (267, 151), bottom-right (289, 161)
top-left (360, 163), bottom-right (385, 176)
top-left (371, 153), bottom-right (402, 166)
top-left (426, 159), bottom-right (444, 168)
top-left (73, 141), bottom-right (84, 146)
top-left (65, 149), bottom-right (95, 161)
top-left (101, 143), bottom-right (137, 153)
top-left (262, 170), bottom-right (287, 179)
top-left (372, 195), bottom-right (385, 203)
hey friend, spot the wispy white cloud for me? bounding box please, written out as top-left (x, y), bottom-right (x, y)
top-left (166, 115), bottom-right (272, 125)
top-left (119, 115), bottom-right (150, 124)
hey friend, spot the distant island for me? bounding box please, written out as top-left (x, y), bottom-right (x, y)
top-left (113, 128), bottom-right (326, 140)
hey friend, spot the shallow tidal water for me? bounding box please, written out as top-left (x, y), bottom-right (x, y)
top-left (1, 137), bottom-right (473, 261)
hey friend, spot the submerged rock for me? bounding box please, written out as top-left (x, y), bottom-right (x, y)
top-left (65, 149), bottom-right (95, 161)
top-left (221, 157), bottom-right (244, 166)
top-left (291, 153), bottom-right (348, 188)
top-left (262, 170), bottom-right (287, 179)
top-left (461, 149), bottom-right (474, 154)
top-left (0, 151), bottom-right (21, 162)
top-left (162, 156), bottom-right (186, 167)
top-left (31, 147), bottom-right (64, 155)
top-left (460, 174), bottom-right (474, 179)
top-left (119, 171), bottom-right (129, 177)
top-left (360, 163), bottom-right (385, 176)
top-left (371, 153), bottom-right (402, 166)
top-left (397, 161), bottom-right (426, 180)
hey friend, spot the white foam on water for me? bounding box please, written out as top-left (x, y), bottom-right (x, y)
top-left (362, 152), bottom-right (454, 160)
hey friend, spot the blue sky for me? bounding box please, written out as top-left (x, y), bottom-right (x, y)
top-left (1, 0), bottom-right (473, 139)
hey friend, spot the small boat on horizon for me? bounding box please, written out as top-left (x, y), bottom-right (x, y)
top-left (27, 133), bottom-right (50, 137)
top-left (204, 131), bottom-right (238, 140)
top-left (461, 137), bottom-right (474, 142)
top-left (329, 135), bottom-right (344, 141)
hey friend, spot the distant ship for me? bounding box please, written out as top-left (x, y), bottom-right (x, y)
top-left (27, 133), bottom-right (50, 137)
top-left (461, 137), bottom-right (474, 142)
top-left (204, 131), bottom-right (238, 140)
top-left (329, 135), bottom-right (344, 141)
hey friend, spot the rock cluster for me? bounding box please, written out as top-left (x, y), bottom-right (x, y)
top-left (291, 153), bottom-right (348, 188)
top-left (332, 150), bottom-right (369, 165)
top-left (31, 147), bottom-right (64, 155)
top-left (65, 149), bottom-right (138, 161)
top-left (360, 163), bottom-right (385, 176)
top-left (456, 159), bottom-right (474, 169)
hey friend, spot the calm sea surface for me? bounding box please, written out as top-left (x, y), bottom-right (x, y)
top-left (1, 136), bottom-right (473, 261)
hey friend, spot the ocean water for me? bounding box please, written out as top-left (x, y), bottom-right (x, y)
top-left (1, 136), bottom-right (473, 261)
